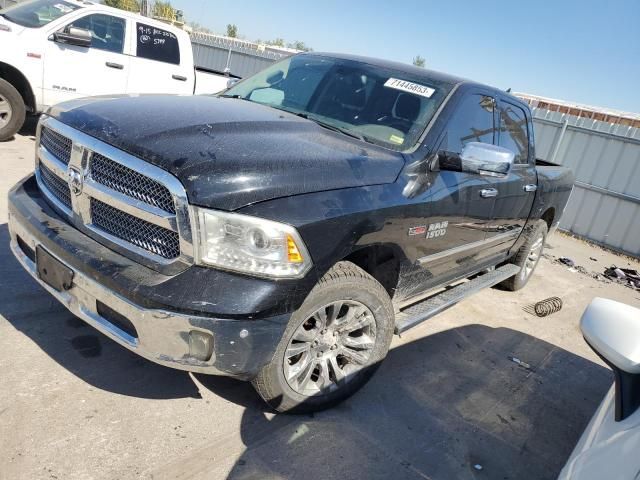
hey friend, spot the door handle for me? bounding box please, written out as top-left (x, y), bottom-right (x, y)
top-left (172, 74), bottom-right (187, 81)
top-left (105, 62), bottom-right (124, 70)
top-left (523, 184), bottom-right (537, 192)
top-left (480, 188), bottom-right (498, 198)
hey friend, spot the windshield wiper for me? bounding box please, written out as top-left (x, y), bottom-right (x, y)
top-left (285, 110), bottom-right (366, 142)
top-left (314, 119), bottom-right (365, 142)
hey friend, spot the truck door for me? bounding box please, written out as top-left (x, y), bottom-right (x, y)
top-left (398, 91), bottom-right (499, 299)
top-left (482, 98), bottom-right (537, 257)
top-left (42, 13), bottom-right (130, 106)
top-left (126, 22), bottom-right (194, 95)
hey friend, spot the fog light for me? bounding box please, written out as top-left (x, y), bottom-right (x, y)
top-left (189, 330), bottom-right (214, 361)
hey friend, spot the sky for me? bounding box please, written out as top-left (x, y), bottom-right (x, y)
top-left (170, 0), bottom-right (640, 113)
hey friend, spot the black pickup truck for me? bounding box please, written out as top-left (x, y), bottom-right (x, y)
top-left (8, 53), bottom-right (573, 412)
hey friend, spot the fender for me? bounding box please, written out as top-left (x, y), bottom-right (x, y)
top-left (0, 61), bottom-right (39, 113)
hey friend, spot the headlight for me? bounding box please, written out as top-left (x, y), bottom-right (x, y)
top-left (194, 207), bottom-right (312, 278)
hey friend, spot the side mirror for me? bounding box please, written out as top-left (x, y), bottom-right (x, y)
top-left (581, 297), bottom-right (640, 421)
top-left (53, 27), bottom-right (92, 48)
top-left (435, 142), bottom-right (515, 176)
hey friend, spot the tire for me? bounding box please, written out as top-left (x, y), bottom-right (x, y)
top-left (252, 261), bottom-right (395, 413)
top-left (499, 220), bottom-right (548, 291)
top-left (0, 78), bottom-right (26, 142)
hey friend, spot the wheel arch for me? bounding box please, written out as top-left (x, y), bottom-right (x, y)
top-left (341, 244), bottom-right (402, 299)
top-left (540, 207), bottom-right (555, 230)
top-left (0, 62), bottom-right (36, 112)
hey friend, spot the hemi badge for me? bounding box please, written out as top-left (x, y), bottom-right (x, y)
top-left (27, 52), bottom-right (42, 59)
top-left (408, 225), bottom-right (427, 236)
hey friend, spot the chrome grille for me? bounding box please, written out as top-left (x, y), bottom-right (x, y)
top-left (34, 117), bottom-right (193, 271)
top-left (91, 153), bottom-right (176, 214)
top-left (40, 127), bottom-right (72, 165)
top-left (91, 199), bottom-right (180, 259)
top-left (39, 162), bottom-right (72, 209)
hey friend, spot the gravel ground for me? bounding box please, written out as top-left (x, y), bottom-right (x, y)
top-left (1, 122), bottom-right (639, 480)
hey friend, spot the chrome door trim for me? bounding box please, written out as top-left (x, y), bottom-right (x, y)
top-left (418, 227), bottom-right (522, 265)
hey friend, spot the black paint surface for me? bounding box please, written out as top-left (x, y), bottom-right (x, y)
top-left (48, 94), bottom-right (405, 211)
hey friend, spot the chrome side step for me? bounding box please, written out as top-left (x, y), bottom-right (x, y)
top-left (394, 263), bottom-right (521, 334)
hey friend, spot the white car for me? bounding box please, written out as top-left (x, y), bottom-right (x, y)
top-left (0, 0), bottom-right (229, 140)
top-left (558, 297), bottom-right (640, 479)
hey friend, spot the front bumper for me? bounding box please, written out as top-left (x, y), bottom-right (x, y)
top-left (8, 176), bottom-right (290, 378)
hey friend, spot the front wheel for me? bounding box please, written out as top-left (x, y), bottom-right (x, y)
top-left (252, 261), bottom-right (394, 413)
top-left (499, 220), bottom-right (548, 291)
top-left (0, 78), bottom-right (26, 142)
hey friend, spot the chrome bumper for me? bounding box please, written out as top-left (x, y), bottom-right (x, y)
top-left (9, 212), bottom-right (227, 375)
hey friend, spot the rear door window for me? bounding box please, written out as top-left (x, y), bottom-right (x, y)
top-left (440, 94), bottom-right (496, 154)
top-left (66, 14), bottom-right (126, 53)
top-left (498, 102), bottom-right (529, 164)
top-left (136, 22), bottom-right (180, 65)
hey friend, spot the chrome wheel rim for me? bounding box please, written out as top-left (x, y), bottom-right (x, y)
top-left (0, 94), bottom-right (12, 129)
top-left (283, 300), bottom-right (377, 396)
top-left (522, 235), bottom-right (544, 279)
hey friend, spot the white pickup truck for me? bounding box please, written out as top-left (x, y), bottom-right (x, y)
top-left (0, 0), bottom-right (229, 140)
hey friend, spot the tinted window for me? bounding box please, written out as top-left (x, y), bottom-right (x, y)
top-left (67, 14), bottom-right (125, 53)
top-left (136, 22), bottom-right (180, 65)
top-left (440, 94), bottom-right (495, 154)
top-left (498, 102), bottom-right (529, 164)
top-left (0, 0), bottom-right (80, 28)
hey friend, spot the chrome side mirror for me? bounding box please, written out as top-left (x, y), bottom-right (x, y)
top-left (581, 297), bottom-right (640, 421)
top-left (436, 142), bottom-right (515, 176)
top-left (460, 142), bottom-right (515, 176)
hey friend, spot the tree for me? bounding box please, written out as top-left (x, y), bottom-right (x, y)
top-left (189, 21), bottom-right (212, 34)
top-left (226, 24), bottom-right (238, 38)
top-left (412, 55), bottom-right (426, 68)
top-left (288, 40), bottom-right (312, 52)
top-left (103, 0), bottom-right (140, 12)
top-left (266, 38), bottom-right (285, 47)
top-left (152, 1), bottom-right (176, 20)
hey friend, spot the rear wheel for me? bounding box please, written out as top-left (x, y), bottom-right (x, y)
top-left (500, 220), bottom-right (547, 291)
top-left (0, 78), bottom-right (26, 142)
top-left (252, 261), bottom-right (394, 413)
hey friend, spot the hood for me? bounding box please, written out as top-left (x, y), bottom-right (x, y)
top-left (0, 16), bottom-right (26, 35)
top-left (47, 95), bottom-right (405, 211)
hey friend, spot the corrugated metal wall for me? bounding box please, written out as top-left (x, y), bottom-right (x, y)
top-left (191, 32), bottom-right (288, 78)
top-left (531, 108), bottom-right (640, 257)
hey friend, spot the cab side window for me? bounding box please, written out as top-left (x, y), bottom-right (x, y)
top-left (136, 22), bottom-right (180, 65)
top-left (66, 14), bottom-right (126, 54)
top-left (498, 103), bottom-right (529, 164)
top-left (440, 94), bottom-right (495, 154)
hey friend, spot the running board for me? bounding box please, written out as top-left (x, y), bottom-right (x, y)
top-left (394, 263), bottom-right (521, 334)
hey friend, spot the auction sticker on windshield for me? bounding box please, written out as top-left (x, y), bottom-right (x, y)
top-left (384, 78), bottom-right (435, 98)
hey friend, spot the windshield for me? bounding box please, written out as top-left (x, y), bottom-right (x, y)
top-left (223, 54), bottom-right (453, 150)
top-left (0, 0), bottom-right (81, 28)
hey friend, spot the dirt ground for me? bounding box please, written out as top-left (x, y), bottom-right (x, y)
top-left (1, 123), bottom-right (639, 480)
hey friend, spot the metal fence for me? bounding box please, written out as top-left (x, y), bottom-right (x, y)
top-left (191, 32), bottom-right (289, 78)
top-left (530, 107), bottom-right (640, 257)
